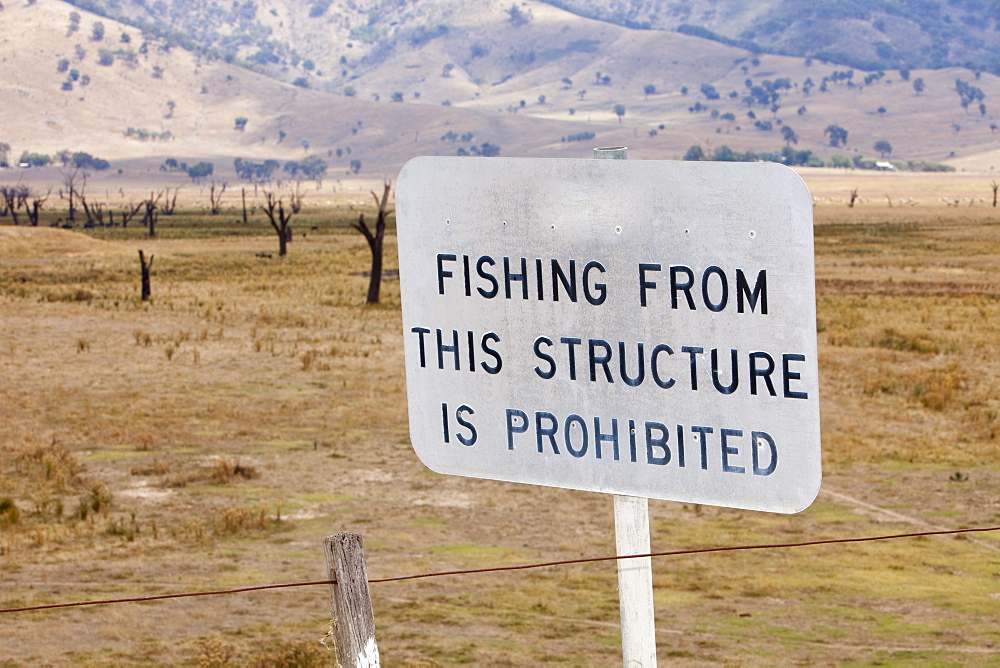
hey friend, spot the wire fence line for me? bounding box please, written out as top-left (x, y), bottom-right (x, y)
top-left (2, 525), bottom-right (997, 615)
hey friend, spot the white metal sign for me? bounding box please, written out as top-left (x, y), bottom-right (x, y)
top-left (395, 157), bottom-right (820, 513)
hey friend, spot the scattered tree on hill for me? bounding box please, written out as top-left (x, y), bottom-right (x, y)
top-left (262, 192), bottom-right (293, 256)
top-left (613, 103), bottom-right (626, 122)
top-left (67, 11), bottom-right (80, 34)
top-left (284, 156), bottom-right (327, 184)
top-left (874, 140), bottom-right (893, 158)
top-left (71, 152), bottom-right (109, 170)
top-left (700, 83), bottom-right (720, 100)
top-left (781, 125), bottom-right (798, 146)
top-left (19, 151), bottom-right (51, 167)
top-left (683, 145), bottom-right (705, 161)
top-left (351, 182), bottom-right (393, 304)
top-left (349, 159), bottom-right (361, 174)
top-left (643, 84), bottom-right (656, 99)
top-left (91, 21), bottom-right (104, 41)
top-left (234, 158), bottom-right (279, 183)
top-left (824, 124), bottom-right (848, 147)
top-left (186, 161), bottom-right (214, 182)
top-left (955, 79), bottom-right (985, 113)
top-left (507, 4), bottom-right (531, 26)
top-left (234, 117), bottom-right (248, 131)
top-left (0, 142), bottom-right (9, 168)
top-left (913, 77), bottom-right (925, 95)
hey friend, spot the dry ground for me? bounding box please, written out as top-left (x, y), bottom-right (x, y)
top-left (0, 179), bottom-right (999, 665)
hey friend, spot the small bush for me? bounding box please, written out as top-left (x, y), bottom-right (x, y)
top-left (0, 497), bottom-right (21, 527)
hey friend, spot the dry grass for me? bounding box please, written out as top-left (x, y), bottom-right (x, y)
top-left (0, 198), bottom-right (999, 665)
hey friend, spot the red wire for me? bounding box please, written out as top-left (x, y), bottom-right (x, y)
top-left (1, 525), bottom-right (996, 614)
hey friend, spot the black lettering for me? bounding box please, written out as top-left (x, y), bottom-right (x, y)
top-left (411, 327), bottom-right (430, 367)
top-left (749, 352), bottom-right (777, 396)
top-left (583, 261), bottom-right (607, 305)
top-left (456, 405), bottom-right (477, 446)
top-left (752, 431), bottom-right (777, 475)
top-left (594, 417), bottom-right (619, 460)
top-left (737, 269), bottom-right (768, 314)
top-left (564, 414), bottom-right (588, 457)
top-left (505, 409), bottom-right (528, 450)
top-left (533, 336), bottom-right (555, 379)
top-left (670, 265), bottom-right (696, 310)
top-left (721, 428), bottom-right (745, 473)
top-left (701, 265), bottom-right (728, 312)
top-left (651, 344), bottom-right (675, 389)
top-left (476, 256), bottom-right (498, 298)
top-left (535, 411), bottom-right (559, 454)
top-left (619, 342), bottom-right (645, 387)
top-left (504, 256), bottom-right (528, 300)
top-left (481, 333), bottom-right (502, 374)
top-left (711, 348), bottom-right (739, 394)
top-left (589, 339), bottom-right (613, 383)
top-left (682, 346), bottom-right (704, 390)
top-left (551, 259), bottom-right (577, 302)
top-left (437, 254), bottom-right (456, 295)
top-left (783, 353), bottom-right (808, 399)
top-left (638, 263), bottom-right (661, 307)
top-left (560, 337), bottom-right (582, 381)
top-left (644, 421), bottom-right (670, 465)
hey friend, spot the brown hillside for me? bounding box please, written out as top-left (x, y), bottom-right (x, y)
top-left (1, 0), bottom-right (999, 178)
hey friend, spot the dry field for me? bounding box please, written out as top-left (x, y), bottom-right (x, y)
top-left (1, 175), bottom-right (999, 666)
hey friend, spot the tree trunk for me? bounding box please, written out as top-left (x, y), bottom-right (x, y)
top-left (138, 250), bottom-right (153, 301)
top-left (367, 235), bottom-right (383, 304)
top-left (278, 227), bottom-right (288, 256)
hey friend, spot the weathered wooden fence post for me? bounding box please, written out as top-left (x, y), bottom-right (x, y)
top-left (323, 532), bottom-right (380, 668)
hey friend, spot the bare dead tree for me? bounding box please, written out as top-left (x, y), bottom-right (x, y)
top-left (78, 188), bottom-right (106, 226)
top-left (289, 182), bottom-right (305, 213)
top-left (262, 192), bottom-right (293, 256)
top-left (142, 191), bottom-right (162, 237)
top-left (58, 167), bottom-right (86, 223)
top-left (138, 250), bottom-right (153, 301)
top-left (352, 181), bottom-right (393, 305)
top-left (241, 187), bottom-right (249, 223)
top-left (22, 187), bottom-right (49, 226)
top-left (162, 187), bottom-right (180, 215)
top-left (848, 188), bottom-right (859, 208)
top-left (119, 200), bottom-right (144, 228)
top-left (991, 180), bottom-right (998, 208)
top-left (0, 185), bottom-right (21, 225)
top-left (208, 181), bottom-right (227, 215)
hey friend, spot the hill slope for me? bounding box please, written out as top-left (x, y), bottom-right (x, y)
top-left (541, 0), bottom-right (1000, 75)
top-left (1, 0), bottom-right (998, 179)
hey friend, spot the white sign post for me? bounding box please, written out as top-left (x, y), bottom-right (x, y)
top-left (395, 154), bottom-right (821, 664)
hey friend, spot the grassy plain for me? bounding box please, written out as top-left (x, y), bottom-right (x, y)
top-left (0, 175), bottom-right (999, 666)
